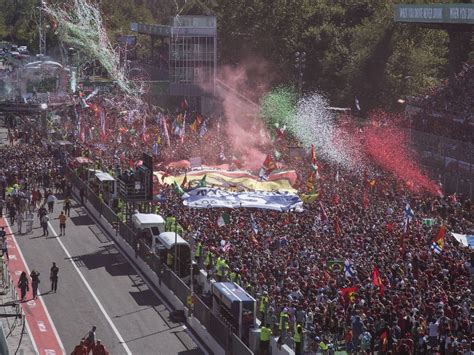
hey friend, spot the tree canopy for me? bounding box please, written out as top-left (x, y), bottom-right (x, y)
top-left (1, 0), bottom-right (471, 111)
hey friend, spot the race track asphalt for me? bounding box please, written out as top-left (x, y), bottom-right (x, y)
top-left (12, 196), bottom-right (205, 355)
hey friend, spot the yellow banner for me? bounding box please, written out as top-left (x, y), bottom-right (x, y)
top-left (154, 170), bottom-right (297, 193)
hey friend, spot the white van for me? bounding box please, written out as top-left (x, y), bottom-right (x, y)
top-left (131, 213), bottom-right (191, 277)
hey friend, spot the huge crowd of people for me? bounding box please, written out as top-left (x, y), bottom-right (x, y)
top-left (55, 93), bottom-right (473, 354)
top-left (0, 68), bottom-right (472, 354)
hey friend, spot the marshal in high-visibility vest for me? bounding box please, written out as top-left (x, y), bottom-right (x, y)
top-left (279, 310), bottom-right (290, 331)
top-left (259, 324), bottom-right (272, 355)
top-left (166, 252), bottom-right (173, 267)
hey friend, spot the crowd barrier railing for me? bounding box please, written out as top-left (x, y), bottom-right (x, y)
top-left (64, 166), bottom-right (253, 354)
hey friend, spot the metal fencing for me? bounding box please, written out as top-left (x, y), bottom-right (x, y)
top-left (408, 129), bottom-right (474, 199)
top-left (65, 166), bottom-right (253, 354)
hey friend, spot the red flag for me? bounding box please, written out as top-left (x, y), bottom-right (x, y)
top-left (372, 266), bottom-right (384, 297)
top-left (433, 225), bottom-right (446, 243)
top-left (340, 286), bottom-right (357, 303)
top-left (263, 154), bottom-right (277, 173)
top-left (181, 98), bottom-right (188, 111)
top-left (379, 330), bottom-right (389, 352)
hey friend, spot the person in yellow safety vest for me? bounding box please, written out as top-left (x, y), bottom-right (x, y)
top-left (215, 257), bottom-right (226, 281)
top-left (278, 308), bottom-right (290, 341)
top-left (166, 252), bottom-right (173, 268)
top-left (245, 282), bottom-right (254, 296)
top-left (319, 339), bottom-right (329, 353)
top-left (259, 291), bottom-right (269, 323)
top-left (220, 259), bottom-right (229, 281)
top-left (259, 324), bottom-right (272, 355)
top-left (204, 250), bottom-right (213, 278)
top-left (194, 242), bottom-right (203, 266)
top-left (229, 268), bottom-right (242, 285)
top-left (293, 323), bottom-right (303, 355)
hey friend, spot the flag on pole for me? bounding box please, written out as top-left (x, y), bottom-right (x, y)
top-left (355, 96), bottom-right (361, 111)
top-left (319, 202), bottom-right (328, 221)
top-left (181, 173), bottom-right (188, 189)
top-left (250, 214), bottom-right (259, 234)
top-left (180, 112), bottom-right (186, 144)
top-left (99, 107), bottom-right (106, 135)
top-left (198, 175), bottom-right (207, 188)
top-left (152, 141), bottom-right (159, 156)
top-left (190, 114), bottom-right (203, 133)
top-left (422, 218), bottom-right (435, 226)
top-left (403, 203), bottom-right (414, 232)
top-left (310, 144), bottom-right (318, 172)
top-left (161, 116), bottom-right (171, 147)
top-left (172, 181), bottom-right (185, 196)
top-left (340, 286), bottom-right (358, 303)
top-left (372, 266), bottom-right (384, 296)
top-left (263, 154), bottom-right (277, 172)
top-left (217, 212), bottom-right (231, 227)
top-left (431, 225), bottom-right (446, 253)
top-left (344, 259), bottom-right (356, 278)
top-left (199, 120), bottom-right (208, 137)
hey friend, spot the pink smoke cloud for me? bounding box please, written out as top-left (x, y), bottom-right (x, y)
top-left (216, 58), bottom-right (277, 170)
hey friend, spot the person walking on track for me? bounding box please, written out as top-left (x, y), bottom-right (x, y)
top-left (64, 196), bottom-right (72, 217)
top-left (84, 326), bottom-right (97, 353)
top-left (58, 211), bottom-right (67, 236)
top-left (92, 339), bottom-right (109, 355)
top-left (50, 262), bottom-right (59, 293)
top-left (41, 213), bottom-right (49, 236)
top-left (17, 271), bottom-right (29, 301)
top-left (30, 269), bottom-right (40, 299)
top-left (47, 193), bottom-right (57, 213)
top-left (71, 339), bottom-right (88, 355)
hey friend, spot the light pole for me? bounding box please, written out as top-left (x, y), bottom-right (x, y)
top-left (294, 51), bottom-right (306, 96)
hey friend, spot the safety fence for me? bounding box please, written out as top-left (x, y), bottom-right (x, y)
top-left (65, 166), bottom-right (253, 355)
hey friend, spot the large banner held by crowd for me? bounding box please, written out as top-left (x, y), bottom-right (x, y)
top-left (182, 188), bottom-right (303, 211)
top-left (154, 169), bottom-right (298, 192)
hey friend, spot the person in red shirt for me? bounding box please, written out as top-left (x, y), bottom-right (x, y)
top-left (92, 340), bottom-right (109, 355)
top-left (71, 339), bottom-right (88, 355)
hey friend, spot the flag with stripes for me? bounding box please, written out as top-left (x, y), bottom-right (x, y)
top-left (431, 225), bottom-right (446, 253)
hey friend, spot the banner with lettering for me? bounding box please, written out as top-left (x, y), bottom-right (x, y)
top-left (182, 188), bottom-right (303, 211)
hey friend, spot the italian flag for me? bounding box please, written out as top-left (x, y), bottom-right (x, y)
top-left (217, 212), bottom-right (231, 227)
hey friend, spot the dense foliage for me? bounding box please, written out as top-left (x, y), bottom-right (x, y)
top-left (0, 0), bottom-right (472, 110)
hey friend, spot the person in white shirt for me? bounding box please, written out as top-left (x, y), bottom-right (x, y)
top-left (428, 319), bottom-right (439, 350)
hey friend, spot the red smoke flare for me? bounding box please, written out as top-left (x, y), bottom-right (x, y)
top-left (363, 110), bottom-right (441, 195)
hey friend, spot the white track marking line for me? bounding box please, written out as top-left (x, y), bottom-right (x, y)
top-left (78, 205), bottom-right (210, 355)
top-left (5, 219), bottom-right (65, 355)
top-left (48, 221), bottom-right (132, 354)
